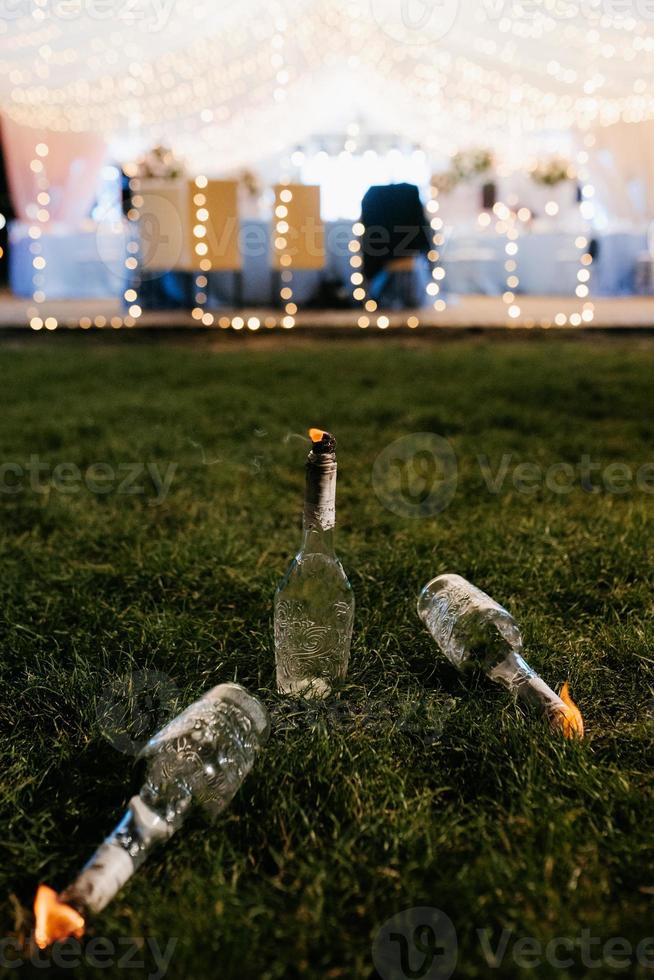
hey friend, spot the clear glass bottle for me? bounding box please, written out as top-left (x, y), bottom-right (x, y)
top-left (417, 573), bottom-right (583, 735)
top-left (274, 429), bottom-right (355, 698)
top-left (54, 684), bottom-right (269, 921)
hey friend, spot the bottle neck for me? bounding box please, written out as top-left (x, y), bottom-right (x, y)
top-left (300, 525), bottom-right (335, 555)
top-left (301, 451), bottom-right (337, 554)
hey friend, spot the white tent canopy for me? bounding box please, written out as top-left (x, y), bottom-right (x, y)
top-left (2, 0), bottom-right (654, 173)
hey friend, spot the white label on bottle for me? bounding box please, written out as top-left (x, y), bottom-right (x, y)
top-left (67, 840), bottom-right (134, 914)
top-left (304, 461), bottom-right (336, 530)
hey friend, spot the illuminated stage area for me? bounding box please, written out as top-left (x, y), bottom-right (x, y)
top-left (2, 2), bottom-right (654, 331)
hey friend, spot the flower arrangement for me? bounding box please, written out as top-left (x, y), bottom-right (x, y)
top-left (530, 156), bottom-right (575, 187)
top-left (137, 145), bottom-right (186, 181)
top-left (432, 148), bottom-right (494, 194)
top-left (451, 148), bottom-right (494, 181)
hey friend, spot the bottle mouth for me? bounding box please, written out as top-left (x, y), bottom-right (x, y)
top-left (215, 683), bottom-right (271, 742)
top-left (308, 429), bottom-right (336, 454)
top-left (416, 574), bottom-right (451, 621)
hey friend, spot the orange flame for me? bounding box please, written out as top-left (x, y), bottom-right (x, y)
top-left (555, 682), bottom-right (585, 739)
top-left (34, 885), bottom-right (85, 949)
top-left (308, 428), bottom-right (327, 443)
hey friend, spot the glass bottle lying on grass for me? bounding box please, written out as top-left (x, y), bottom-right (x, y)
top-left (274, 428), bottom-right (355, 698)
top-left (417, 573), bottom-right (584, 738)
top-left (34, 683), bottom-right (269, 948)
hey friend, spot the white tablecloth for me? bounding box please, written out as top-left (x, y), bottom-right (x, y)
top-left (9, 219), bottom-right (649, 302)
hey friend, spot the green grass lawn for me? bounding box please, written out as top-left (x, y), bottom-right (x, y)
top-left (1, 337), bottom-right (654, 979)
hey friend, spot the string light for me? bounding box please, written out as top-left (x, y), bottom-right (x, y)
top-left (191, 175), bottom-right (214, 326)
top-left (275, 184), bottom-right (295, 329)
top-left (27, 141), bottom-right (53, 330)
top-left (549, 141), bottom-right (596, 328)
top-left (270, 5), bottom-right (294, 330)
top-left (0, 212), bottom-right (5, 274)
top-left (348, 220), bottom-right (374, 327)
top-left (492, 202), bottom-right (522, 324)
top-left (120, 165), bottom-right (142, 328)
top-left (573, 140), bottom-right (596, 324)
top-left (426, 185), bottom-right (448, 314)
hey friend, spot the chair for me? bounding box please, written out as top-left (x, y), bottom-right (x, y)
top-left (360, 183), bottom-right (431, 309)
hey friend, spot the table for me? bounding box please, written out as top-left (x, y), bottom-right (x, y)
top-left (9, 219), bottom-right (649, 305)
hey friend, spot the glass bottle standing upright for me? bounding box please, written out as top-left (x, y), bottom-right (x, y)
top-left (274, 429), bottom-right (355, 697)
